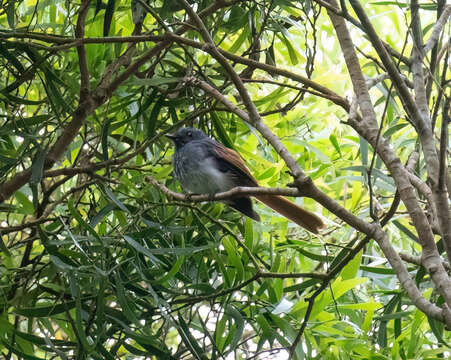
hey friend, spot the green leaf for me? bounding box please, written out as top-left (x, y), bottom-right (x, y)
top-left (1, 93), bottom-right (46, 105)
top-left (0, 43), bottom-right (24, 73)
top-left (1, 340), bottom-right (45, 360)
top-left (101, 119), bottom-right (111, 161)
top-left (6, 0), bottom-right (15, 29)
top-left (68, 199), bottom-right (100, 241)
top-left (296, 247), bottom-right (331, 262)
top-left (359, 136), bottom-right (368, 166)
top-left (228, 28), bottom-right (248, 54)
top-left (15, 301), bottom-right (77, 317)
top-left (225, 305), bottom-right (245, 352)
top-left (360, 265), bottom-right (396, 274)
top-left (123, 235), bottom-right (162, 265)
top-left (114, 272), bottom-right (140, 326)
top-left (291, 139), bottom-right (331, 163)
top-left (0, 235), bottom-right (11, 257)
top-left (329, 134), bottom-right (342, 156)
top-left (104, 186), bottom-right (129, 212)
top-left (377, 294), bottom-right (400, 347)
top-left (90, 203), bottom-right (117, 227)
top-left (69, 273), bottom-right (95, 352)
top-left (291, 277), bottom-right (368, 318)
top-left (341, 249), bottom-right (362, 280)
top-left (375, 311), bottom-right (411, 321)
top-left (14, 330), bottom-right (77, 347)
top-left (15, 191), bottom-right (34, 215)
top-left (283, 278), bottom-right (321, 293)
top-left (103, 0), bottom-right (116, 36)
top-left (39, 226), bottom-right (80, 268)
top-left (30, 148), bottom-right (46, 185)
top-left (222, 5), bottom-right (247, 32)
top-left (177, 316), bottom-right (207, 360)
top-left (393, 220), bottom-right (420, 243)
top-left (147, 96), bottom-right (165, 138)
top-left (244, 217), bottom-right (253, 251)
top-left (211, 113), bottom-right (234, 149)
top-left (277, 32), bottom-right (299, 65)
top-left (428, 316), bottom-right (448, 346)
top-left (154, 254), bottom-right (185, 283)
top-left (383, 122), bottom-right (408, 138)
top-left (223, 237), bottom-right (244, 282)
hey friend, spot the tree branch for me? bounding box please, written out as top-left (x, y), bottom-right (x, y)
top-left (75, 0), bottom-right (91, 96)
top-left (328, 0), bottom-right (451, 317)
top-left (146, 175), bottom-right (303, 201)
top-left (423, 4), bottom-right (451, 54)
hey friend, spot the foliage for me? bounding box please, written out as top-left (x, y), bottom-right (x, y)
top-left (0, 0), bottom-right (450, 359)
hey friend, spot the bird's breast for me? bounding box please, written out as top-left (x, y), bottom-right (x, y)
top-left (174, 144), bottom-right (235, 194)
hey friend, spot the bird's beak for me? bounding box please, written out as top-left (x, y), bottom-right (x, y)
top-left (165, 133), bottom-right (176, 140)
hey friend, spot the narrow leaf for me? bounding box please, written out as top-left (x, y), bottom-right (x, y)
top-left (103, 0), bottom-right (116, 36)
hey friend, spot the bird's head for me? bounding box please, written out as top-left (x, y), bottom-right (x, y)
top-left (166, 127), bottom-right (208, 149)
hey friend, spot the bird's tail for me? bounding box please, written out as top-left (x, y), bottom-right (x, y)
top-left (255, 195), bottom-right (324, 234)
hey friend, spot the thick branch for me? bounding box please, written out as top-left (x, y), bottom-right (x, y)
top-left (328, 0), bottom-right (451, 314)
top-left (410, 1), bottom-right (451, 263)
top-left (373, 227), bottom-right (449, 325)
top-left (185, 76), bottom-right (250, 122)
top-left (348, 0), bottom-right (423, 128)
top-left (436, 98), bottom-right (451, 262)
top-left (349, 118), bottom-right (451, 308)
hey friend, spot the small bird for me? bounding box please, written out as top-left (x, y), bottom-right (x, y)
top-left (166, 127), bottom-right (324, 233)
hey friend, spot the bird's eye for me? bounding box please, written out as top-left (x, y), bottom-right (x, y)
top-left (187, 131), bottom-right (192, 137)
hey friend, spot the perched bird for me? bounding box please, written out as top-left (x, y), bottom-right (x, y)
top-left (167, 127), bottom-right (324, 233)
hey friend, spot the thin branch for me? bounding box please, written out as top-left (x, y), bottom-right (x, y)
top-left (172, 270), bottom-right (326, 305)
top-left (75, 0), bottom-right (91, 96)
top-left (0, 216), bottom-right (57, 235)
top-left (146, 174), bottom-right (302, 201)
top-left (242, 78), bottom-right (348, 105)
top-left (424, 5), bottom-right (451, 54)
top-left (400, 252), bottom-right (450, 271)
top-left (185, 76), bottom-right (250, 122)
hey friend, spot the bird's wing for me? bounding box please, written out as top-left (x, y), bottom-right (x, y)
top-left (209, 141), bottom-right (258, 187)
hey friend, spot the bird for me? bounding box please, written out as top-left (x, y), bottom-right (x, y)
top-left (166, 127), bottom-right (324, 233)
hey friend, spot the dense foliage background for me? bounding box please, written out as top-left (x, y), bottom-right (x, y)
top-left (0, 0), bottom-right (450, 359)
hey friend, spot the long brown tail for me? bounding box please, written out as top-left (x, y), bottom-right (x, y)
top-left (255, 195), bottom-right (324, 234)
